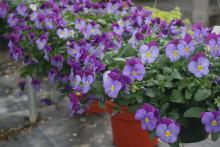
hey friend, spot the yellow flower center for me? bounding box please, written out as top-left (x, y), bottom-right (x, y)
top-left (145, 117), bottom-right (149, 123)
top-left (91, 28), bottom-right (95, 33)
top-left (145, 51), bottom-right (152, 58)
top-left (184, 47), bottom-right (189, 53)
top-left (172, 50), bottom-right (178, 57)
top-left (165, 131), bottom-right (171, 137)
top-left (75, 92), bottom-right (81, 96)
top-left (61, 31), bottom-right (65, 35)
top-left (197, 65), bottom-right (203, 71)
top-left (86, 81), bottom-right (89, 86)
top-left (111, 85), bottom-right (115, 92)
top-left (211, 120), bottom-right (218, 126)
top-left (72, 49), bottom-right (76, 54)
top-left (132, 71), bottom-right (137, 76)
top-left (40, 42), bottom-right (44, 48)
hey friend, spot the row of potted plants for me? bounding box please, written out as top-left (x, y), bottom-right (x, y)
top-left (1, 0), bottom-right (220, 146)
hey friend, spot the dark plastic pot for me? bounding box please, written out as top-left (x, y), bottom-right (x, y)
top-left (179, 118), bottom-right (208, 143)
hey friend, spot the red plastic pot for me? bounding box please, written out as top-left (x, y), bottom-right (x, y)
top-left (86, 100), bottom-right (106, 114)
top-left (106, 101), bottom-right (158, 147)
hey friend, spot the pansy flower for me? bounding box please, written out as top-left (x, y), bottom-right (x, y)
top-left (122, 57), bottom-right (145, 81)
top-left (7, 13), bottom-right (19, 27)
top-left (156, 118), bottom-right (180, 144)
top-left (178, 34), bottom-right (195, 58)
top-left (82, 70), bottom-right (94, 94)
top-left (201, 110), bottom-right (220, 133)
top-left (36, 34), bottom-right (48, 50)
top-left (206, 33), bottom-right (220, 57)
top-left (192, 22), bottom-right (210, 44)
top-left (45, 17), bottom-right (54, 30)
top-left (75, 19), bottom-right (86, 31)
top-left (86, 22), bottom-right (100, 37)
top-left (165, 40), bottom-right (181, 62)
top-left (51, 55), bottom-right (64, 70)
top-left (139, 41), bottom-right (159, 64)
top-left (188, 52), bottom-right (209, 78)
top-left (135, 103), bottom-right (160, 131)
top-left (103, 70), bottom-right (122, 99)
top-left (56, 28), bottom-right (69, 39)
top-left (0, 1), bottom-right (9, 18)
top-left (16, 3), bottom-right (27, 17)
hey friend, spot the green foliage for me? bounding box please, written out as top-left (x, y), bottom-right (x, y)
top-left (183, 107), bottom-right (205, 118)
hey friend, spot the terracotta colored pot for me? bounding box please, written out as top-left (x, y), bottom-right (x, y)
top-left (106, 101), bottom-right (158, 147)
top-left (86, 100), bottom-right (106, 114)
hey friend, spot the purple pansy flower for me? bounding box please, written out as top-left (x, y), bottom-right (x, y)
top-left (0, 1), bottom-right (9, 18)
top-left (192, 22), bottom-right (210, 44)
top-left (112, 23), bottom-right (124, 36)
top-left (135, 103), bottom-right (160, 131)
top-left (16, 3), bottom-right (27, 17)
top-left (9, 47), bottom-right (23, 62)
top-left (201, 110), bottom-right (220, 133)
top-left (48, 68), bottom-right (57, 84)
top-left (86, 22), bottom-right (100, 36)
top-left (31, 79), bottom-right (41, 90)
top-left (69, 70), bottom-right (82, 90)
top-left (139, 41), bottom-right (159, 64)
top-left (45, 17), bottom-right (54, 30)
top-left (75, 19), bottom-right (86, 31)
top-left (122, 57), bottom-right (145, 81)
top-left (206, 33), bottom-right (220, 57)
top-left (188, 52), bottom-right (209, 78)
top-left (82, 71), bottom-right (94, 94)
top-left (165, 40), bottom-right (181, 62)
top-left (7, 13), bottom-right (19, 27)
top-left (51, 55), bottom-right (64, 70)
top-left (36, 34), bottom-right (48, 50)
top-left (56, 28), bottom-right (69, 39)
top-left (156, 118), bottom-right (180, 144)
top-left (103, 70), bottom-right (122, 99)
top-left (67, 42), bottom-right (82, 60)
top-left (68, 92), bottom-right (81, 112)
top-left (178, 34), bottom-right (195, 58)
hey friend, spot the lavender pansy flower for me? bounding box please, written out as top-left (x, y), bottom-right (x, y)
top-left (178, 34), bottom-right (195, 58)
top-left (188, 52), bottom-right (209, 78)
top-left (16, 3), bottom-right (27, 17)
top-left (75, 19), bottom-right (86, 31)
top-left (51, 55), bottom-right (64, 70)
top-left (48, 68), bottom-right (57, 84)
top-left (0, 1), bottom-right (9, 18)
top-left (135, 103), bottom-right (160, 131)
top-left (112, 23), bottom-right (124, 35)
top-left (165, 40), bottom-right (181, 62)
top-left (192, 22), bottom-right (209, 44)
top-left (56, 28), bottom-right (69, 39)
top-left (7, 13), bottom-right (19, 27)
top-left (201, 110), bottom-right (220, 133)
top-left (156, 118), bottom-right (180, 144)
top-left (139, 41), bottom-right (159, 64)
top-left (86, 22), bottom-right (100, 36)
top-left (103, 70), bottom-right (122, 99)
top-left (45, 17), bottom-right (54, 30)
top-left (36, 34), bottom-right (48, 50)
top-left (82, 72), bottom-right (94, 94)
top-left (206, 33), bottom-right (220, 57)
top-left (122, 57), bottom-right (145, 81)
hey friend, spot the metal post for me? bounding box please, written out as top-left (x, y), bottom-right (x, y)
top-left (26, 75), bottom-right (38, 123)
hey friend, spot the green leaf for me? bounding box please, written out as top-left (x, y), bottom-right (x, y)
top-left (185, 89), bottom-right (192, 100)
top-left (136, 96), bottom-right (143, 103)
top-left (171, 89), bottom-right (185, 103)
top-left (149, 131), bottom-right (156, 141)
top-left (172, 71), bottom-right (183, 80)
top-left (163, 67), bottom-right (173, 74)
top-left (194, 89), bottom-right (211, 101)
top-left (157, 74), bottom-right (165, 81)
top-left (160, 103), bottom-right (169, 116)
top-left (211, 132), bottom-right (220, 142)
top-left (164, 81), bottom-right (173, 88)
top-left (170, 141), bottom-right (180, 147)
top-left (184, 107), bottom-right (205, 118)
top-left (146, 88), bottom-right (156, 97)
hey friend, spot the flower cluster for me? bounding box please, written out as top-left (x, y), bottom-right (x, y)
top-left (135, 103), bottom-right (180, 144)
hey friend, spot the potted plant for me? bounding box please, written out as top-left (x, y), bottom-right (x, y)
top-left (99, 7), bottom-right (220, 147)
